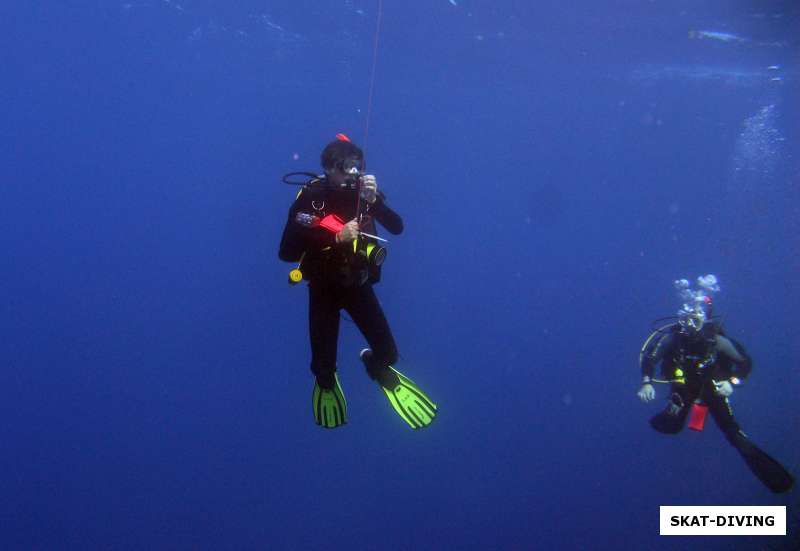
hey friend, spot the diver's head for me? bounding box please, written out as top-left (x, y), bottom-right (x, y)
top-left (678, 305), bottom-right (707, 336)
top-left (321, 138), bottom-right (364, 190)
top-left (675, 282), bottom-right (719, 337)
top-left (674, 276), bottom-right (718, 337)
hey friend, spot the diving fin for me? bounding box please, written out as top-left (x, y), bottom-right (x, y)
top-left (649, 394), bottom-right (688, 434)
top-left (732, 433), bottom-right (794, 493)
top-left (381, 367), bottom-right (437, 429)
top-left (312, 374), bottom-right (347, 429)
top-left (360, 349), bottom-right (437, 429)
top-left (649, 411), bottom-right (684, 434)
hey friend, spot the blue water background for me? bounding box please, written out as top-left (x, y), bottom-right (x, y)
top-left (1, 1), bottom-right (798, 549)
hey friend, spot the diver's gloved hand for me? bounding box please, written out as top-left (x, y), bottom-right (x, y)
top-left (637, 383), bottom-right (656, 402)
top-left (713, 380), bottom-right (734, 397)
top-left (360, 174), bottom-right (377, 204)
top-left (335, 219), bottom-right (360, 244)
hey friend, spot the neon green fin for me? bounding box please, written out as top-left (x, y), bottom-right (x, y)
top-left (380, 367), bottom-right (437, 429)
top-left (312, 374), bottom-right (347, 429)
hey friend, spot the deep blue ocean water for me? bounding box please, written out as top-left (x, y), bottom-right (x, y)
top-left (1, 1), bottom-right (798, 549)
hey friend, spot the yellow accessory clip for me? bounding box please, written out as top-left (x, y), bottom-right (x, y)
top-left (288, 269), bottom-right (303, 285)
top-left (288, 252), bottom-right (305, 286)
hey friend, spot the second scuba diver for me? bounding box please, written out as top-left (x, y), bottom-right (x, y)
top-left (279, 134), bottom-right (437, 429)
top-left (637, 275), bottom-right (793, 493)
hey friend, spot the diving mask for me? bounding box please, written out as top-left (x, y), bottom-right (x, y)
top-left (678, 307), bottom-right (706, 333)
top-left (335, 157), bottom-right (364, 174)
top-left (331, 158), bottom-right (363, 189)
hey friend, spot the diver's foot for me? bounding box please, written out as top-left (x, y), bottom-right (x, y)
top-left (312, 374), bottom-right (347, 429)
top-left (360, 348), bottom-right (400, 389)
top-left (315, 372), bottom-right (336, 390)
top-left (380, 366), bottom-right (437, 429)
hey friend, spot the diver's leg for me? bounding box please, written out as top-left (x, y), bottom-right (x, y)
top-left (343, 284), bottom-right (399, 386)
top-left (708, 392), bottom-right (794, 493)
top-left (308, 283), bottom-right (341, 389)
top-left (706, 390), bottom-right (741, 443)
top-left (649, 384), bottom-right (690, 434)
top-left (345, 284), bottom-right (437, 428)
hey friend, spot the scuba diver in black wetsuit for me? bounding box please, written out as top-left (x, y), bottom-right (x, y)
top-left (637, 275), bottom-right (793, 493)
top-left (279, 135), bottom-right (437, 430)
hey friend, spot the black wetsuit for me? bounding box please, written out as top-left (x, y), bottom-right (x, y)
top-left (642, 323), bottom-right (751, 438)
top-left (279, 180), bottom-right (403, 389)
top-left (641, 323), bottom-right (793, 493)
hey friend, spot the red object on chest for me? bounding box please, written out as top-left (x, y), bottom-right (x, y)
top-left (318, 214), bottom-right (345, 234)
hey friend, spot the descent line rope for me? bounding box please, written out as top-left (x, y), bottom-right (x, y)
top-left (362, 0), bottom-right (383, 157)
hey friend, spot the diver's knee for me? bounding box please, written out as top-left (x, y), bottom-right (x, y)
top-left (364, 347), bottom-right (397, 370)
top-left (723, 427), bottom-right (748, 447)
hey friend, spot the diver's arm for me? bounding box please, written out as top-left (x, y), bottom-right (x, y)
top-left (638, 350), bottom-right (659, 402)
top-left (369, 191), bottom-right (403, 235)
top-left (638, 331), bottom-right (674, 402)
top-left (278, 206), bottom-right (304, 262)
top-left (641, 332), bottom-right (674, 380)
top-left (637, 382), bottom-right (655, 402)
top-left (715, 335), bottom-right (753, 380)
